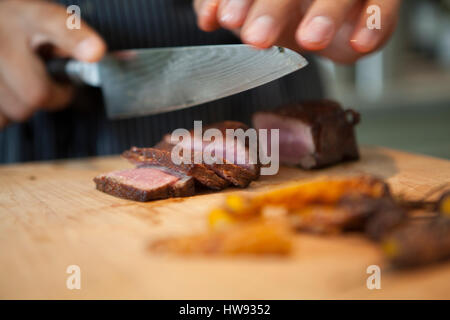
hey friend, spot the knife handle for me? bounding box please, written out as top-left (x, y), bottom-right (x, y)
top-left (46, 58), bottom-right (72, 83)
top-left (47, 58), bottom-right (100, 87)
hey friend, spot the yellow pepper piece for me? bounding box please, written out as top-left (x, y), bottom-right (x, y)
top-left (438, 193), bottom-right (450, 217)
top-left (225, 194), bottom-right (246, 212)
top-left (208, 208), bottom-right (234, 230)
top-left (382, 239), bottom-right (399, 258)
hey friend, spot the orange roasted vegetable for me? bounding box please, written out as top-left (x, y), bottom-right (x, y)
top-left (208, 176), bottom-right (390, 227)
top-left (150, 220), bottom-right (293, 256)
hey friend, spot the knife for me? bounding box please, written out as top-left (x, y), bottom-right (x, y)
top-left (47, 45), bottom-right (308, 119)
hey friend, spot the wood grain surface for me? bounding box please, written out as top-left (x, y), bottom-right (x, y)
top-left (1, 147), bottom-right (449, 299)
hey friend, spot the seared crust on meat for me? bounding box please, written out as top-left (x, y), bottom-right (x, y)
top-left (208, 163), bottom-right (255, 188)
top-left (157, 141), bottom-right (256, 187)
top-left (253, 99), bottom-right (360, 169)
top-left (96, 121), bottom-right (263, 202)
top-left (202, 121), bottom-right (261, 182)
top-left (157, 120), bottom-right (260, 187)
top-left (123, 147), bottom-right (229, 190)
top-left (93, 173), bottom-right (195, 202)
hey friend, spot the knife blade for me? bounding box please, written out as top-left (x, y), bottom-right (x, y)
top-left (55, 45), bottom-right (308, 119)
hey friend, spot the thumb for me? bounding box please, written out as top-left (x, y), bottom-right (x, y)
top-left (26, 2), bottom-right (106, 62)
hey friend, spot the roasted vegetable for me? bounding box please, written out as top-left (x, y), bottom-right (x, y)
top-left (150, 220), bottom-right (293, 256)
top-left (437, 191), bottom-right (450, 217)
top-left (289, 205), bottom-right (363, 234)
top-left (218, 176), bottom-right (389, 217)
top-left (207, 176), bottom-right (396, 235)
top-left (152, 176), bottom-right (449, 262)
top-left (382, 218), bottom-right (450, 268)
top-left (338, 196), bottom-right (406, 241)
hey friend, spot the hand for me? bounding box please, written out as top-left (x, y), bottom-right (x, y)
top-left (194, 0), bottom-right (401, 63)
top-left (0, 0), bottom-right (106, 129)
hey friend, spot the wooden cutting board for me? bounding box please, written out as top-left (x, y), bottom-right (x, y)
top-left (1, 146), bottom-right (450, 300)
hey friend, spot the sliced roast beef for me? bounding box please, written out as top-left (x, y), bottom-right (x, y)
top-left (160, 121), bottom-right (260, 186)
top-left (94, 167), bottom-right (195, 202)
top-left (252, 100), bottom-right (360, 169)
top-left (123, 147), bottom-right (229, 190)
top-left (155, 140), bottom-right (255, 188)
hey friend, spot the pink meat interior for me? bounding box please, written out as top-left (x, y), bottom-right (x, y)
top-left (252, 113), bottom-right (315, 165)
top-left (171, 135), bottom-right (256, 167)
top-left (109, 168), bottom-right (179, 190)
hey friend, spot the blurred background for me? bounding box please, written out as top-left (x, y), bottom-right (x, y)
top-left (317, 0), bottom-right (450, 159)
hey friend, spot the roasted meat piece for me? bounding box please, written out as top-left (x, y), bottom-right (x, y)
top-left (123, 147), bottom-right (229, 190)
top-left (155, 141), bottom-right (256, 188)
top-left (159, 121), bottom-right (260, 186)
top-left (94, 167), bottom-right (195, 202)
top-left (252, 100), bottom-right (360, 169)
top-left (95, 120), bottom-right (264, 201)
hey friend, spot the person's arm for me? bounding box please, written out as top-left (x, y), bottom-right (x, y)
top-left (193, 0), bottom-right (402, 64)
top-left (0, 0), bottom-right (106, 129)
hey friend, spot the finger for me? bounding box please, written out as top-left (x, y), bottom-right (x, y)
top-left (194, 0), bottom-right (205, 13)
top-left (0, 36), bottom-right (73, 115)
top-left (0, 79), bottom-right (31, 122)
top-left (218, 0), bottom-right (253, 30)
top-left (350, 0), bottom-right (402, 53)
top-left (313, 1), bottom-right (366, 64)
top-left (316, 21), bottom-right (364, 64)
top-left (25, 2), bottom-right (106, 62)
top-left (41, 83), bottom-right (74, 111)
top-left (241, 0), bottom-right (301, 49)
top-left (296, 0), bottom-right (358, 51)
top-left (0, 113), bottom-right (8, 130)
top-left (31, 35), bottom-right (71, 58)
top-left (196, 0), bottom-right (221, 32)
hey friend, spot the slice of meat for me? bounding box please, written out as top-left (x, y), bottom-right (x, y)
top-left (160, 121), bottom-right (260, 186)
top-left (94, 167), bottom-right (195, 202)
top-left (209, 163), bottom-right (255, 188)
top-left (156, 140), bottom-right (255, 188)
top-left (202, 121), bottom-right (261, 180)
top-left (252, 100), bottom-right (360, 169)
top-left (123, 147), bottom-right (229, 190)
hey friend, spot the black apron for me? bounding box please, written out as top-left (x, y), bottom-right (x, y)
top-left (0, 0), bottom-right (324, 163)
